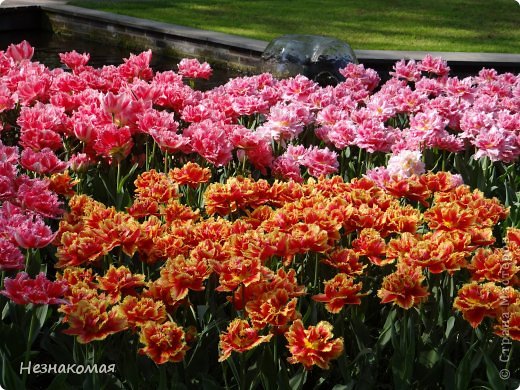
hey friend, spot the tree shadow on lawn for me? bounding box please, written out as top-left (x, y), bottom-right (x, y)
top-left (68, 0), bottom-right (520, 52)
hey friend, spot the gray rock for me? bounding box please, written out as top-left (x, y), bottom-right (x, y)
top-left (261, 34), bottom-right (357, 85)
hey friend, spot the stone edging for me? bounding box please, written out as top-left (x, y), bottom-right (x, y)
top-left (39, 4), bottom-right (268, 71)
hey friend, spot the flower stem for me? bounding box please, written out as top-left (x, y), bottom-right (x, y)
top-left (116, 161), bottom-right (121, 192)
top-left (164, 151), bottom-right (169, 172)
top-left (22, 307), bottom-right (38, 384)
top-left (24, 249), bottom-right (31, 274)
top-left (239, 352), bottom-right (246, 390)
top-left (296, 367), bottom-right (306, 389)
top-left (116, 161), bottom-right (123, 210)
top-left (145, 139), bottom-right (150, 171)
top-left (89, 343), bottom-right (98, 389)
top-left (150, 141), bottom-right (156, 170)
top-left (313, 253), bottom-right (319, 291)
top-left (357, 147), bottom-right (363, 177)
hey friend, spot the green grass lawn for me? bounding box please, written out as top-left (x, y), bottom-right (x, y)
top-left (69, 0), bottom-right (520, 54)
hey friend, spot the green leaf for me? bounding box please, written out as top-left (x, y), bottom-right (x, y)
top-left (40, 328), bottom-right (73, 365)
top-left (35, 304), bottom-right (49, 329)
top-left (390, 312), bottom-right (415, 390)
top-left (258, 345), bottom-right (276, 390)
top-left (377, 310), bottom-right (396, 350)
top-left (117, 162), bottom-right (139, 193)
top-left (1, 300), bottom-right (9, 321)
top-left (158, 365), bottom-right (167, 390)
top-left (276, 360), bottom-right (291, 390)
top-left (444, 316), bottom-right (455, 339)
top-left (45, 373), bottom-right (68, 390)
top-left (482, 353), bottom-right (505, 390)
top-left (1, 351), bottom-right (24, 390)
top-left (198, 375), bottom-right (222, 390)
top-left (418, 349), bottom-right (440, 369)
top-left (224, 356), bottom-right (240, 388)
top-left (98, 174), bottom-right (116, 205)
top-left (25, 249), bottom-right (42, 278)
top-left (288, 367), bottom-right (307, 390)
top-left (454, 341), bottom-right (481, 390)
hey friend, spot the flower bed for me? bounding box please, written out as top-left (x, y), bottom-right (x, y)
top-left (0, 40), bottom-right (518, 389)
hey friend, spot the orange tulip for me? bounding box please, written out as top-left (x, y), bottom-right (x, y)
top-left (218, 319), bottom-right (272, 362)
top-left (378, 264), bottom-right (429, 309)
top-left (285, 320), bottom-right (343, 370)
top-left (139, 321), bottom-right (189, 364)
top-left (313, 274), bottom-right (364, 313)
top-left (169, 161), bottom-right (212, 188)
top-left (119, 296), bottom-right (167, 329)
top-left (60, 298), bottom-right (128, 344)
top-left (453, 282), bottom-right (502, 328)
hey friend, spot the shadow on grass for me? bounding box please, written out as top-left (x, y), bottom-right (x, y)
top-left (68, 0), bottom-right (520, 52)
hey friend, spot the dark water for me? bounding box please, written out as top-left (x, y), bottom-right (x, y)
top-left (0, 29), bottom-right (243, 89)
top-left (1, 30), bottom-right (517, 87)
